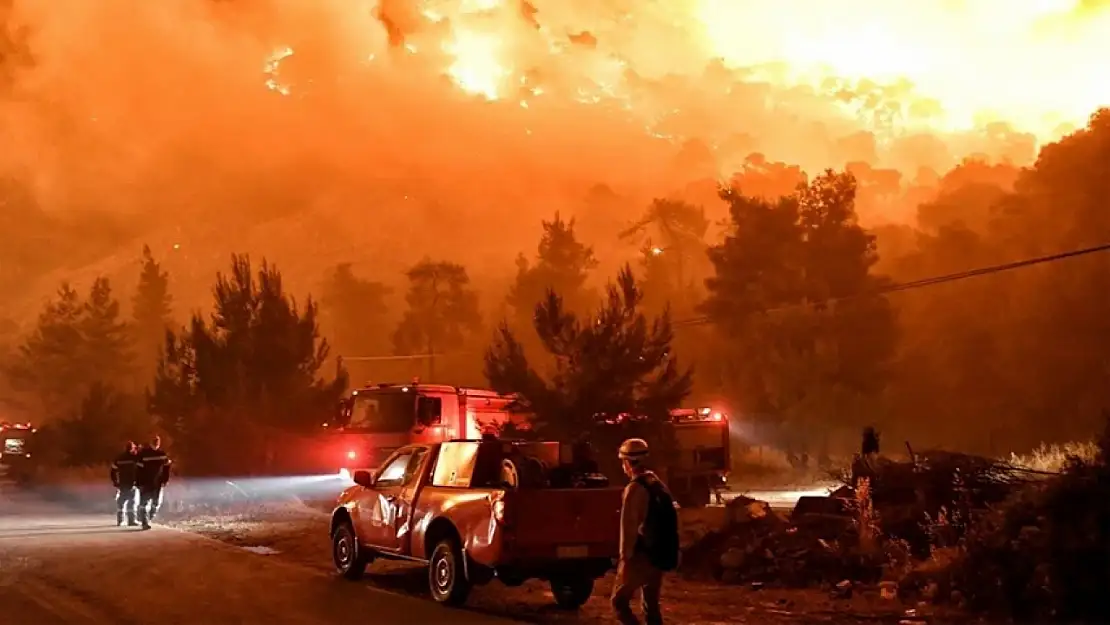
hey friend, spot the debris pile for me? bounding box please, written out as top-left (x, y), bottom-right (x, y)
top-left (683, 447), bottom-right (1050, 590)
top-left (680, 495), bottom-right (890, 588)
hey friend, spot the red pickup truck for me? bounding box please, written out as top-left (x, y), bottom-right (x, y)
top-left (329, 439), bottom-right (623, 608)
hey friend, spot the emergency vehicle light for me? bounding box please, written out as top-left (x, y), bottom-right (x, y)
top-left (347, 450), bottom-right (357, 460)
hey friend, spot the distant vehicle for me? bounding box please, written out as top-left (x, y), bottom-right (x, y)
top-left (668, 407), bottom-right (731, 507)
top-left (0, 422), bottom-right (37, 482)
top-left (329, 439), bottom-right (622, 609)
top-left (597, 407), bottom-right (731, 508)
top-left (325, 382), bottom-right (527, 480)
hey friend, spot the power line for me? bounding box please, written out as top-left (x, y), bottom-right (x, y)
top-left (673, 241), bottom-right (1110, 329)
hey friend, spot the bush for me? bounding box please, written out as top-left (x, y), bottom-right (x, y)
top-left (953, 429), bottom-right (1110, 622)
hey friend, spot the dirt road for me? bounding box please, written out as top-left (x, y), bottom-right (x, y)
top-left (0, 485), bottom-right (518, 625)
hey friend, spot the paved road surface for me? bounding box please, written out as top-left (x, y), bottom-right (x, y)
top-left (0, 484), bottom-right (518, 625)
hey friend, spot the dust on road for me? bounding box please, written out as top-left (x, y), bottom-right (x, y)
top-left (0, 484), bottom-right (518, 625)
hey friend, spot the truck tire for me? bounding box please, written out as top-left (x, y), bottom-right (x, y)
top-left (429, 538), bottom-right (471, 606)
top-left (550, 577), bottom-right (594, 610)
top-left (332, 521), bottom-right (371, 580)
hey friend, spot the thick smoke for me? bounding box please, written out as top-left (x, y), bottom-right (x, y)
top-left (0, 0), bottom-right (1105, 320)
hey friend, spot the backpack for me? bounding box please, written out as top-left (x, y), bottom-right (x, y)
top-left (634, 475), bottom-right (680, 572)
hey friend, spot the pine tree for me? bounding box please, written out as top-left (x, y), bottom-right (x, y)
top-left (132, 245), bottom-right (173, 384)
top-left (393, 259), bottom-right (482, 380)
top-left (81, 277), bottom-right (133, 386)
top-left (320, 263), bottom-right (391, 358)
top-left (485, 265), bottom-right (692, 444)
top-left (150, 254), bottom-right (346, 475)
top-left (620, 198), bottom-right (709, 313)
top-left (7, 283), bottom-right (86, 415)
top-left (701, 170), bottom-right (895, 454)
top-left (506, 213), bottom-right (598, 325)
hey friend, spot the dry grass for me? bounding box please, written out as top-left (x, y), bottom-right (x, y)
top-left (1007, 441), bottom-right (1098, 473)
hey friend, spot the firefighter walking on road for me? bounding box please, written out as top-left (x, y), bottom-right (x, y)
top-left (135, 435), bottom-right (172, 530)
top-left (110, 441), bottom-right (139, 527)
top-left (611, 438), bottom-right (680, 625)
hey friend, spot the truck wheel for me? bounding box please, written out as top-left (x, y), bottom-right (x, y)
top-left (429, 538), bottom-right (471, 606)
top-left (550, 577), bottom-right (594, 610)
top-left (332, 521), bottom-right (371, 580)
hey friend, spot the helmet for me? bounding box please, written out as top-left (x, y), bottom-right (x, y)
top-left (618, 438), bottom-right (650, 460)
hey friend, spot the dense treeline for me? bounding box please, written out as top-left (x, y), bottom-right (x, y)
top-left (3, 109), bottom-right (1110, 471)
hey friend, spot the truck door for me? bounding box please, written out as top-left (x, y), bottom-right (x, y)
top-left (366, 447), bottom-right (430, 553)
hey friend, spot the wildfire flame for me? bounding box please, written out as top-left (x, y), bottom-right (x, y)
top-left (259, 0), bottom-right (1104, 145)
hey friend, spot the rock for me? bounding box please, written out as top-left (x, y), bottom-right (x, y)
top-left (831, 579), bottom-right (853, 599)
top-left (792, 495), bottom-right (852, 519)
top-left (678, 506), bottom-right (729, 548)
top-left (791, 513), bottom-right (854, 539)
top-left (719, 547), bottom-right (746, 570)
top-left (725, 495), bottom-right (772, 523)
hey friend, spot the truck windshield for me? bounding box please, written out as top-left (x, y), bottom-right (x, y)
top-left (347, 392), bottom-right (417, 433)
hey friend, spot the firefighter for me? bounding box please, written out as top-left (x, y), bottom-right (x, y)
top-left (611, 438), bottom-right (678, 625)
top-left (135, 435), bottom-right (172, 530)
top-left (110, 441), bottom-right (139, 527)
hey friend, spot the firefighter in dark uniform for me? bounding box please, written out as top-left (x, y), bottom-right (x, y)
top-left (110, 441), bottom-right (139, 527)
top-left (135, 435), bottom-right (172, 530)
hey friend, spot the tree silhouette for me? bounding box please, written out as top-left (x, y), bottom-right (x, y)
top-left (52, 382), bottom-right (149, 467)
top-left (7, 284), bottom-right (85, 415)
top-left (485, 265), bottom-right (692, 445)
top-left (619, 198), bottom-right (709, 303)
top-left (320, 263), bottom-right (392, 358)
top-left (5, 277), bottom-right (134, 418)
top-left (393, 259), bottom-right (482, 380)
top-left (701, 170), bottom-right (895, 455)
top-left (507, 213), bottom-right (598, 327)
top-left (150, 254), bottom-right (345, 474)
top-left (80, 277), bottom-right (133, 386)
top-left (132, 245), bottom-right (173, 385)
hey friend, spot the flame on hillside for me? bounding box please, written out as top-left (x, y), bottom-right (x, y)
top-left (259, 0), bottom-right (1110, 143)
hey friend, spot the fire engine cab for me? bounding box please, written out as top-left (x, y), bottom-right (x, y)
top-left (328, 382), bottom-right (523, 479)
top-left (0, 422), bottom-right (36, 473)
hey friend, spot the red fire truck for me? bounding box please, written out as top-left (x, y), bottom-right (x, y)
top-left (667, 407), bottom-right (731, 507)
top-left (325, 383), bottom-right (729, 507)
top-left (327, 382), bottom-right (524, 480)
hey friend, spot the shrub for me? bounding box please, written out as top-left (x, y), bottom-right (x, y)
top-left (954, 427), bottom-right (1110, 622)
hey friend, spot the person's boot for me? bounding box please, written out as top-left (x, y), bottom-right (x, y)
top-left (116, 511), bottom-right (124, 527)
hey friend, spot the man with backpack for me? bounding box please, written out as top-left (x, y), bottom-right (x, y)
top-left (611, 438), bottom-right (679, 625)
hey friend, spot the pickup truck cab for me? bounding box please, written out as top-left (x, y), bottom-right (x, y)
top-left (329, 439), bottom-right (623, 608)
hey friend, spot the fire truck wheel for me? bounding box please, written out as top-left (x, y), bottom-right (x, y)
top-left (550, 577), bottom-right (594, 609)
top-left (429, 538), bottom-right (472, 606)
top-left (332, 521), bottom-right (371, 580)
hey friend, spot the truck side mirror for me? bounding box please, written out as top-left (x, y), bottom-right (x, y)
top-left (353, 470), bottom-right (375, 488)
